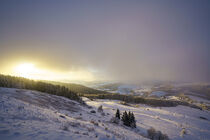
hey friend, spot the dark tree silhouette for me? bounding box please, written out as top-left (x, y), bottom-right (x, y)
top-left (122, 111), bottom-right (130, 126)
top-left (121, 111), bottom-right (136, 128)
top-left (115, 109), bottom-right (120, 119)
top-left (0, 74), bottom-right (81, 102)
top-left (130, 112), bottom-right (136, 128)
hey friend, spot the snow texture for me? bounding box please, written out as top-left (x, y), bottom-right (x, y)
top-left (0, 87), bottom-right (210, 140)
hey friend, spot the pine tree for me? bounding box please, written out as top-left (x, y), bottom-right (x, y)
top-left (115, 109), bottom-right (120, 119)
top-left (122, 111), bottom-right (129, 126)
top-left (130, 112), bottom-right (136, 128)
top-left (121, 111), bottom-right (136, 128)
top-left (128, 111), bottom-right (132, 126)
top-left (121, 111), bottom-right (126, 123)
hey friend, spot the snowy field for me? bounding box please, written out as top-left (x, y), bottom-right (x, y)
top-left (0, 87), bottom-right (210, 140)
top-left (149, 91), bottom-right (167, 97)
top-left (187, 95), bottom-right (210, 105)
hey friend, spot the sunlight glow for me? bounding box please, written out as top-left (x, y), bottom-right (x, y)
top-left (14, 63), bottom-right (40, 79)
top-left (11, 62), bottom-right (95, 82)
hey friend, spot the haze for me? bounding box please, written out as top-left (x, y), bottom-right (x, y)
top-left (0, 0), bottom-right (210, 83)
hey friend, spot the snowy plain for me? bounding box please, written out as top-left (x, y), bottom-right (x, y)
top-left (0, 87), bottom-right (210, 140)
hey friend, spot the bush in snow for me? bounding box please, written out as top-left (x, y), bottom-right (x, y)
top-left (90, 110), bottom-right (96, 113)
top-left (97, 105), bottom-right (103, 113)
top-left (90, 120), bottom-right (99, 126)
top-left (147, 127), bottom-right (169, 140)
top-left (101, 112), bottom-right (105, 116)
top-left (147, 127), bottom-right (156, 138)
top-left (87, 127), bottom-right (95, 132)
top-left (60, 124), bottom-right (69, 131)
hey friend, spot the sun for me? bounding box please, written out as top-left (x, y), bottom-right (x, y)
top-left (14, 63), bottom-right (37, 79)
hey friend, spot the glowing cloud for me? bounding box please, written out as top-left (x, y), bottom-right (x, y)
top-left (11, 62), bottom-right (95, 82)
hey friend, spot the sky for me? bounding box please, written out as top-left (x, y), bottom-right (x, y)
top-left (0, 0), bottom-right (210, 83)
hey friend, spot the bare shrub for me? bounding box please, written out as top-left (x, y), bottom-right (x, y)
top-left (82, 132), bottom-right (89, 135)
top-left (147, 127), bottom-right (169, 140)
top-left (101, 112), bottom-right (105, 116)
top-left (87, 127), bottom-right (94, 132)
top-left (180, 128), bottom-right (186, 137)
top-left (97, 105), bottom-right (103, 112)
top-left (90, 120), bottom-right (99, 126)
top-left (60, 124), bottom-right (68, 131)
top-left (148, 127), bottom-right (156, 139)
top-left (74, 131), bottom-right (80, 134)
top-left (90, 110), bottom-right (96, 113)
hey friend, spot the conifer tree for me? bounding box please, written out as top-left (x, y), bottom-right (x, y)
top-left (115, 109), bottom-right (120, 119)
top-left (130, 112), bottom-right (136, 128)
top-left (121, 111), bottom-right (136, 128)
top-left (122, 111), bottom-right (129, 126)
top-left (128, 111), bottom-right (132, 125)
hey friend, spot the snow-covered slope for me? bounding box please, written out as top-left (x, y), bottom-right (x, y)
top-left (86, 99), bottom-right (210, 140)
top-left (0, 87), bottom-right (210, 140)
top-left (0, 88), bottom-right (147, 140)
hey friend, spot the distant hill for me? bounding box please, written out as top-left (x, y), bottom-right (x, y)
top-left (0, 74), bottom-right (108, 98)
top-left (42, 81), bottom-right (109, 95)
top-left (0, 74), bottom-right (80, 102)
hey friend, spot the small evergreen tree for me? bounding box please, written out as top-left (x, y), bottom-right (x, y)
top-left (115, 109), bottom-right (120, 119)
top-left (121, 111), bottom-right (136, 128)
top-left (130, 112), bottom-right (136, 128)
top-left (122, 111), bottom-right (129, 126)
top-left (128, 111), bottom-right (132, 125)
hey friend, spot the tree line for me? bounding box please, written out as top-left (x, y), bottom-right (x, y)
top-left (43, 80), bottom-right (108, 95)
top-left (0, 74), bottom-right (81, 102)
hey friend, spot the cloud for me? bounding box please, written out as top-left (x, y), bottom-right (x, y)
top-left (0, 0), bottom-right (210, 82)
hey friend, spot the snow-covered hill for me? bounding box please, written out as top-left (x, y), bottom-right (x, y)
top-left (0, 87), bottom-right (210, 140)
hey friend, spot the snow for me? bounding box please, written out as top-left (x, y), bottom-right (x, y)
top-left (187, 95), bottom-right (210, 104)
top-left (0, 87), bottom-right (210, 140)
top-left (166, 96), bottom-right (180, 101)
top-left (85, 99), bottom-right (210, 140)
top-left (0, 88), bottom-right (147, 140)
top-left (117, 85), bottom-right (137, 94)
top-left (113, 84), bottom-right (152, 96)
top-left (150, 91), bottom-right (167, 97)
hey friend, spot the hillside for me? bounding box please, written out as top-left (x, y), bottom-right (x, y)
top-left (0, 74), bottom-right (80, 102)
top-left (0, 75), bottom-right (206, 110)
top-left (43, 80), bottom-right (108, 95)
top-left (93, 82), bottom-right (210, 110)
top-left (0, 88), bottom-right (147, 140)
top-left (0, 74), bottom-right (108, 97)
top-left (0, 87), bottom-right (210, 140)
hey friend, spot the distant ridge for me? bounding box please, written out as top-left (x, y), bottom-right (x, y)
top-left (42, 80), bottom-right (109, 95)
